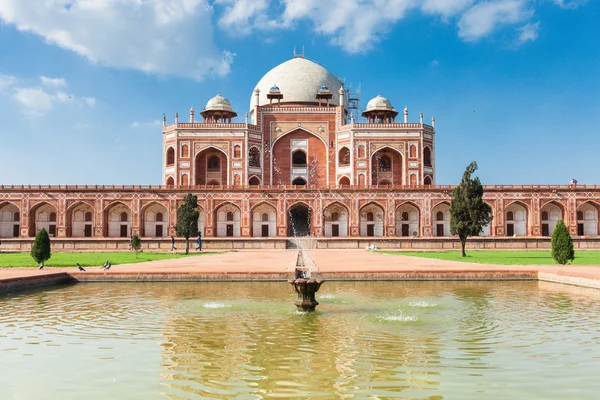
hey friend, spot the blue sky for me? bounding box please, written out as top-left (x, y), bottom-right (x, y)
top-left (0, 0), bottom-right (598, 185)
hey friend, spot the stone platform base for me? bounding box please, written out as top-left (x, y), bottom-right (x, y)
top-left (1, 236), bottom-right (600, 252)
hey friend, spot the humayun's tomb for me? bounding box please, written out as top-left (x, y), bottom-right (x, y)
top-left (1, 56), bottom-right (599, 250)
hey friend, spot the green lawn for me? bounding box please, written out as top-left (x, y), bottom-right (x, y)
top-left (0, 251), bottom-right (217, 268)
top-left (378, 250), bottom-right (600, 265)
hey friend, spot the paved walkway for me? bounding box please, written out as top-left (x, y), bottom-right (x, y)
top-left (1, 249), bottom-right (599, 283)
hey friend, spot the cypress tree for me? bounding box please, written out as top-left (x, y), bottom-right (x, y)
top-left (31, 228), bottom-right (51, 266)
top-left (174, 194), bottom-right (199, 254)
top-left (551, 220), bottom-right (575, 265)
top-left (131, 233), bottom-right (142, 258)
top-left (450, 161), bottom-right (493, 257)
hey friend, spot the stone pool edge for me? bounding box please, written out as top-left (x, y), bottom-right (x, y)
top-left (3, 269), bottom-right (599, 293)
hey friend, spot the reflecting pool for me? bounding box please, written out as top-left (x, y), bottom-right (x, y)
top-left (2, 281), bottom-right (600, 399)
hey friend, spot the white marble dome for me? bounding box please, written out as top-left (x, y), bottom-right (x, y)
top-left (250, 58), bottom-right (343, 110)
top-left (204, 93), bottom-right (234, 113)
top-left (365, 94), bottom-right (395, 112)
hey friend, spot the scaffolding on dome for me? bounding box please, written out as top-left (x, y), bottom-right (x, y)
top-left (346, 82), bottom-right (361, 121)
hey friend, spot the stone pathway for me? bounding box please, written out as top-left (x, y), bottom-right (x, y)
top-left (1, 249), bottom-right (599, 290)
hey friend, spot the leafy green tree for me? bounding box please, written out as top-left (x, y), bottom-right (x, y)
top-left (31, 228), bottom-right (51, 266)
top-left (450, 161), bottom-right (493, 257)
top-left (551, 220), bottom-right (575, 265)
top-left (131, 233), bottom-right (142, 258)
top-left (174, 194), bottom-right (199, 254)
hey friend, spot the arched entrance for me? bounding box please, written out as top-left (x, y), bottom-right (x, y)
top-left (288, 203), bottom-right (311, 237)
top-left (371, 148), bottom-right (403, 185)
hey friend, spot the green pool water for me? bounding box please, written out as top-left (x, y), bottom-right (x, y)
top-left (1, 281), bottom-right (600, 399)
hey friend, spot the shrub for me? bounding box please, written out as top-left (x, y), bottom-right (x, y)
top-left (31, 228), bottom-right (51, 266)
top-left (131, 233), bottom-right (142, 257)
top-left (551, 220), bottom-right (574, 265)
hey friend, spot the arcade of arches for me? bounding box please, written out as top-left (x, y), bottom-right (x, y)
top-left (1, 196), bottom-right (600, 241)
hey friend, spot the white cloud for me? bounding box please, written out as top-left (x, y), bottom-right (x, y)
top-left (40, 76), bottom-right (67, 87)
top-left (277, 0), bottom-right (416, 53)
top-left (517, 21), bottom-right (540, 43)
top-left (131, 120), bottom-right (162, 128)
top-left (0, 0), bottom-right (234, 81)
top-left (421, 0), bottom-right (474, 17)
top-left (13, 88), bottom-right (55, 116)
top-left (458, 0), bottom-right (533, 42)
top-left (214, 0), bottom-right (579, 52)
top-left (216, 0), bottom-right (272, 35)
top-left (552, 0), bottom-right (588, 9)
top-left (0, 74), bottom-right (17, 91)
top-left (12, 86), bottom-right (96, 116)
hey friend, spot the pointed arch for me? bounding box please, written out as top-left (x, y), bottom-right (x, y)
top-left (338, 176), bottom-right (351, 186)
top-left (505, 200), bottom-right (529, 237)
top-left (66, 200), bottom-right (95, 238)
top-left (103, 201), bottom-right (132, 237)
top-left (371, 146), bottom-right (403, 185)
top-left (248, 175), bottom-right (261, 185)
top-left (29, 201), bottom-right (58, 237)
top-left (423, 146), bottom-right (432, 167)
top-left (324, 201), bottom-right (349, 237)
top-left (431, 201), bottom-right (451, 237)
top-left (194, 145), bottom-right (229, 186)
top-left (359, 201), bottom-right (385, 237)
top-left (0, 201), bottom-right (21, 238)
top-left (141, 201), bottom-right (168, 237)
top-left (271, 126), bottom-right (329, 149)
top-left (251, 201), bottom-right (277, 237)
top-left (338, 146), bottom-right (351, 167)
top-left (540, 200), bottom-right (565, 237)
top-left (288, 201), bottom-right (312, 237)
top-left (166, 146), bottom-right (175, 165)
top-left (577, 200), bottom-right (600, 236)
top-left (215, 202), bottom-right (241, 237)
top-left (248, 146), bottom-right (261, 167)
top-left (395, 201), bottom-right (421, 237)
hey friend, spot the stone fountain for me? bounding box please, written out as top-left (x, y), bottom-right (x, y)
top-left (288, 251), bottom-right (324, 312)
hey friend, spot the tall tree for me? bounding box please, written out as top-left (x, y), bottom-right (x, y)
top-left (551, 220), bottom-right (575, 265)
top-left (450, 161), bottom-right (493, 257)
top-left (31, 228), bottom-right (51, 266)
top-left (174, 194), bottom-right (199, 254)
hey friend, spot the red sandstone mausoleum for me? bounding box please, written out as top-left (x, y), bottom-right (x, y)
top-left (1, 56), bottom-right (599, 250)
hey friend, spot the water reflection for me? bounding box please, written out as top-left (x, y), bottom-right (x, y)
top-left (1, 281), bottom-right (600, 399)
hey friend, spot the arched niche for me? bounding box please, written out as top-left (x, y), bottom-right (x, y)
top-left (324, 203), bottom-right (349, 237)
top-left (252, 203), bottom-right (277, 237)
top-left (360, 203), bottom-right (384, 237)
top-left (395, 203), bottom-right (420, 237)
top-left (216, 203), bottom-right (240, 237)
top-left (431, 203), bottom-right (450, 237)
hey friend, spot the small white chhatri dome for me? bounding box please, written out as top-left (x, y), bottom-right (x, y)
top-left (364, 94), bottom-right (395, 113)
top-left (204, 93), bottom-right (235, 113)
top-left (250, 57), bottom-right (343, 110)
top-left (201, 93), bottom-right (237, 121)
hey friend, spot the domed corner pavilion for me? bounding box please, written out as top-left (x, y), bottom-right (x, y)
top-left (362, 94), bottom-right (399, 123)
top-left (200, 93), bottom-right (238, 123)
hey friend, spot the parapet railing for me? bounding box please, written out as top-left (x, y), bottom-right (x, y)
top-left (350, 123), bottom-right (431, 129)
top-left (0, 184), bottom-right (597, 191)
top-left (164, 123), bottom-right (260, 130)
